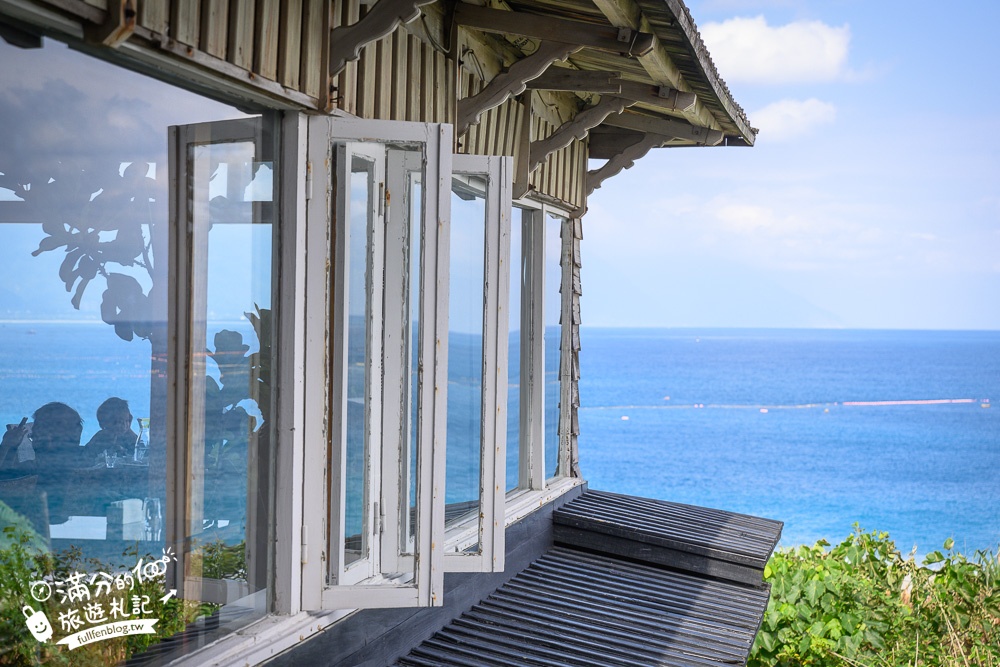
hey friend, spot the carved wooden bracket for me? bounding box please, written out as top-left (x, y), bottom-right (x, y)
top-left (457, 41), bottom-right (580, 137)
top-left (85, 0), bottom-right (137, 48)
top-left (329, 0), bottom-right (437, 78)
top-left (529, 96), bottom-right (634, 172)
top-left (587, 132), bottom-right (662, 193)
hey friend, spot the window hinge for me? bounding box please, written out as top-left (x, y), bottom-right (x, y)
top-left (379, 181), bottom-right (385, 217)
top-left (375, 502), bottom-right (384, 536)
top-left (305, 161), bottom-right (313, 201)
top-left (301, 524), bottom-right (308, 564)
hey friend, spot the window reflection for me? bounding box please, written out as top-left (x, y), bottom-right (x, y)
top-left (506, 212), bottom-right (524, 491)
top-left (0, 37), bottom-right (273, 662)
top-left (446, 177), bottom-right (487, 534)
top-left (345, 158), bottom-right (374, 566)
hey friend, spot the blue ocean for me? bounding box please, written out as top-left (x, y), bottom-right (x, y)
top-left (578, 328), bottom-right (1000, 556)
top-left (2, 322), bottom-right (998, 556)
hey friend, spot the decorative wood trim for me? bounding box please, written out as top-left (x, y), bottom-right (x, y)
top-left (586, 131), bottom-right (662, 193)
top-left (529, 96), bottom-right (632, 172)
top-left (84, 0), bottom-right (136, 47)
top-left (457, 41), bottom-right (579, 137)
top-left (454, 3), bottom-right (654, 57)
top-left (603, 111), bottom-right (724, 145)
top-left (328, 0), bottom-right (436, 78)
top-left (524, 69), bottom-right (622, 94)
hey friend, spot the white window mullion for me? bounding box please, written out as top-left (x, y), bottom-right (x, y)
top-left (521, 209), bottom-right (546, 491)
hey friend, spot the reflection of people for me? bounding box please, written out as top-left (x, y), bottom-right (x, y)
top-left (0, 402), bottom-right (84, 524)
top-left (83, 397), bottom-right (138, 464)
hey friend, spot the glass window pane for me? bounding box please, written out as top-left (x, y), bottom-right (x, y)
top-left (406, 171), bottom-right (422, 549)
top-left (0, 37), bottom-right (274, 662)
top-left (446, 177), bottom-right (487, 535)
top-left (506, 212), bottom-right (524, 492)
top-left (188, 136), bottom-right (273, 599)
top-left (544, 214), bottom-right (563, 478)
top-left (345, 157), bottom-right (375, 566)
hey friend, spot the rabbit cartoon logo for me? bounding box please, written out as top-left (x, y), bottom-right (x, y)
top-left (23, 605), bottom-right (53, 643)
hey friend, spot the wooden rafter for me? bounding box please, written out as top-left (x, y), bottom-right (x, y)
top-left (529, 96), bottom-right (634, 172)
top-left (524, 69), bottom-right (623, 94)
top-left (328, 0), bottom-right (437, 78)
top-left (617, 81), bottom-right (696, 113)
top-left (591, 0), bottom-right (724, 132)
top-left (457, 41), bottom-right (579, 137)
top-left (454, 3), bottom-right (654, 57)
top-left (603, 111), bottom-right (723, 145)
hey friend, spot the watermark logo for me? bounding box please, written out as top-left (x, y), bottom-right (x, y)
top-left (23, 548), bottom-right (177, 650)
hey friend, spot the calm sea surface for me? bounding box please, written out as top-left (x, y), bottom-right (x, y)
top-left (3, 323), bottom-right (998, 555)
top-left (578, 328), bottom-right (1000, 555)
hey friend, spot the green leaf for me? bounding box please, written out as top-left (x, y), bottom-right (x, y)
top-left (944, 537), bottom-right (954, 550)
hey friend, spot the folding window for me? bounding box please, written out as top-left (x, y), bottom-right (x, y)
top-left (300, 118), bottom-right (510, 608)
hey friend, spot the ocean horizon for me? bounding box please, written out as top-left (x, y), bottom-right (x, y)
top-left (578, 326), bottom-right (1000, 557)
top-left (2, 321), bottom-right (998, 556)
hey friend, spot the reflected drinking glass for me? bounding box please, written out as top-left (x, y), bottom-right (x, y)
top-left (104, 450), bottom-right (117, 468)
top-left (143, 497), bottom-right (162, 541)
top-left (134, 417), bottom-right (150, 463)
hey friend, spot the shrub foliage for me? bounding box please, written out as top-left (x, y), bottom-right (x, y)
top-left (751, 527), bottom-right (1000, 667)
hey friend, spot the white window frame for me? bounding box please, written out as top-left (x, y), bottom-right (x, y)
top-left (505, 202), bottom-right (574, 493)
top-left (302, 116), bottom-right (452, 609)
top-left (440, 154), bottom-right (512, 573)
top-left (167, 116), bottom-right (271, 607)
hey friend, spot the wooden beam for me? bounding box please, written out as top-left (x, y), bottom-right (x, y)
top-left (85, 0), bottom-right (137, 48)
top-left (587, 127), bottom-right (644, 160)
top-left (328, 0), bottom-right (436, 78)
top-left (617, 80), bottom-right (696, 112)
top-left (591, 0), bottom-right (723, 132)
top-left (0, 23), bottom-right (42, 49)
top-left (457, 41), bottom-right (579, 137)
top-left (603, 111), bottom-right (723, 145)
top-left (524, 69), bottom-right (622, 94)
top-left (586, 132), bottom-right (662, 194)
top-left (529, 96), bottom-right (633, 171)
top-left (454, 4), bottom-right (654, 57)
top-left (512, 95), bottom-right (532, 200)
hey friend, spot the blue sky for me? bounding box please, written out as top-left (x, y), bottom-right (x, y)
top-left (582, 0), bottom-right (1000, 329)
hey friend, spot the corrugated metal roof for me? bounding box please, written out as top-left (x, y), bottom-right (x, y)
top-left (396, 546), bottom-right (770, 667)
top-left (397, 490), bottom-right (781, 666)
top-left (556, 490), bottom-right (783, 570)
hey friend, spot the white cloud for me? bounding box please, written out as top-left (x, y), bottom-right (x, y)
top-left (700, 16), bottom-right (851, 84)
top-left (750, 98), bottom-right (836, 141)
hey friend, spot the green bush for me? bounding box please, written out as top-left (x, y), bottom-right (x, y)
top-left (751, 526), bottom-right (1000, 667)
top-left (0, 526), bottom-right (218, 666)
